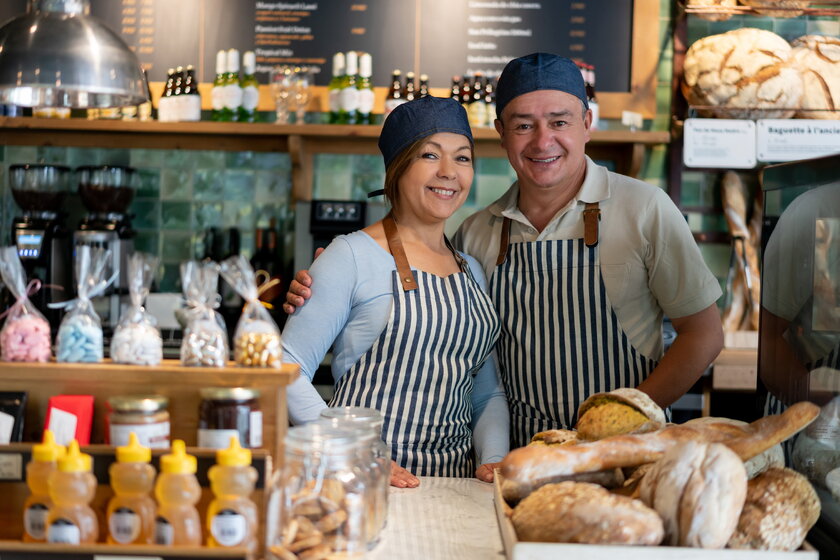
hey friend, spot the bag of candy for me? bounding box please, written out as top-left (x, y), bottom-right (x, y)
top-left (0, 246), bottom-right (52, 362)
top-left (110, 252), bottom-right (162, 365)
top-left (55, 245), bottom-right (113, 362)
top-left (179, 260), bottom-right (228, 367)
top-left (219, 255), bottom-right (282, 367)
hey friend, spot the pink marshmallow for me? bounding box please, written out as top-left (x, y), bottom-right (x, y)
top-left (1, 314), bottom-right (52, 362)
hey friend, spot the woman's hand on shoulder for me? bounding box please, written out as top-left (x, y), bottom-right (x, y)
top-left (390, 460), bottom-right (420, 488)
top-left (475, 462), bottom-right (500, 483)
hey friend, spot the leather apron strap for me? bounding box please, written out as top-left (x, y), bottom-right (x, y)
top-left (583, 202), bottom-right (601, 248)
top-left (383, 214), bottom-right (417, 292)
top-left (496, 217), bottom-right (512, 266)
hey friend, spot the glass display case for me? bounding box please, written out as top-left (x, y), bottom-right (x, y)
top-left (757, 153), bottom-right (840, 558)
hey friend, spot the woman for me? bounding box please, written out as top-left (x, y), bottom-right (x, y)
top-left (282, 96), bottom-right (508, 488)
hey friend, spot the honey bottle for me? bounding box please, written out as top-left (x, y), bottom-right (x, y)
top-left (46, 440), bottom-right (98, 544)
top-left (107, 432), bottom-right (156, 544)
top-left (206, 436), bottom-right (258, 549)
top-left (154, 439), bottom-right (201, 545)
top-left (23, 430), bottom-right (65, 542)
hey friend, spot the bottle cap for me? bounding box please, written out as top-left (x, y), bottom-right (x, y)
top-left (116, 432), bottom-right (152, 463)
top-left (216, 435), bottom-right (252, 467)
top-left (160, 440), bottom-right (196, 474)
top-left (332, 52), bottom-right (345, 76)
top-left (215, 50), bottom-right (226, 74)
top-left (345, 51), bottom-right (358, 75)
top-left (359, 53), bottom-right (372, 78)
top-left (57, 440), bottom-right (92, 473)
top-left (420, 73), bottom-right (428, 81)
top-left (32, 430), bottom-right (66, 463)
top-left (226, 49), bottom-right (240, 73)
top-left (243, 51), bottom-right (256, 74)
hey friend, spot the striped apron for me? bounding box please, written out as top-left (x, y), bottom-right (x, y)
top-left (490, 203), bottom-right (658, 448)
top-left (330, 216), bottom-right (500, 477)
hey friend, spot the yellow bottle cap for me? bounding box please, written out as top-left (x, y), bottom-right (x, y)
top-left (32, 430), bottom-right (66, 463)
top-left (116, 432), bottom-right (152, 463)
top-left (160, 440), bottom-right (196, 474)
top-left (216, 435), bottom-right (252, 467)
top-left (57, 440), bottom-right (92, 473)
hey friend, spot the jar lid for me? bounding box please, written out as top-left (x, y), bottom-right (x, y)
top-left (108, 395), bottom-right (168, 413)
top-left (320, 406), bottom-right (384, 430)
top-left (199, 387), bottom-right (260, 401)
top-left (317, 418), bottom-right (377, 443)
top-left (285, 423), bottom-right (360, 454)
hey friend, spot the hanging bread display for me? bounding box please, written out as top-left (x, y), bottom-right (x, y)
top-left (791, 35), bottom-right (840, 119)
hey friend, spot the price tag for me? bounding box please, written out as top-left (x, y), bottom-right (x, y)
top-left (683, 118), bottom-right (756, 169)
top-left (0, 453), bottom-right (22, 480)
top-left (757, 119), bottom-right (840, 162)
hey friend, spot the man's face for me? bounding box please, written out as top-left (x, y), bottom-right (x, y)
top-left (495, 89), bottom-right (591, 195)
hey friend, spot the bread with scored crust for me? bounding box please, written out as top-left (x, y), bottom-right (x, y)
top-left (576, 388), bottom-right (665, 441)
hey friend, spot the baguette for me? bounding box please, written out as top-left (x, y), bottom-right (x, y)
top-left (502, 402), bottom-right (819, 482)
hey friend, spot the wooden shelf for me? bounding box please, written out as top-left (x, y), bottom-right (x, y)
top-left (0, 117), bottom-right (670, 200)
top-left (0, 542), bottom-right (254, 559)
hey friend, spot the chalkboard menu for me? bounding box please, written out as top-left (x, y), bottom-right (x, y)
top-left (0, 0), bottom-right (634, 92)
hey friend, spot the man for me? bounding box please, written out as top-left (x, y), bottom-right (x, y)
top-left (286, 53), bottom-right (724, 447)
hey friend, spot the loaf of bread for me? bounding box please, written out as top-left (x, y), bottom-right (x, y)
top-left (740, 0), bottom-right (811, 17)
top-left (638, 441), bottom-right (747, 548)
top-left (501, 468), bottom-right (624, 504)
top-left (511, 481), bottom-right (664, 545)
top-left (575, 388), bottom-right (665, 441)
top-left (685, 416), bottom-right (784, 477)
top-left (791, 35), bottom-right (840, 119)
top-left (728, 467), bottom-right (820, 551)
top-left (682, 28), bottom-right (803, 119)
top-left (529, 429), bottom-right (578, 446)
top-left (687, 0), bottom-right (737, 21)
top-left (501, 402), bottom-right (819, 483)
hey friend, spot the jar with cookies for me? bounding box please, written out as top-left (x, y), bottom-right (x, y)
top-left (219, 255), bottom-right (282, 368)
top-left (269, 423), bottom-right (367, 559)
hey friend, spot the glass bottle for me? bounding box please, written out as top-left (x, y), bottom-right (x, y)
top-left (182, 65), bottom-right (202, 122)
top-left (23, 430), bottom-right (65, 542)
top-left (450, 75), bottom-right (461, 102)
top-left (172, 65), bottom-right (185, 121)
top-left (211, 50), bottom-right (227, 122)
top-left (239, 51), bottom-right (259, 123)
top-left (468, 72), bottom-right (486, 127)
top-left (137, 69), bottom-right (155, 121)
top-left (107, 432), bottom-right (156, 544)
top-left (206, 436), bottom-right (259, 550)
top-left (339, 51), bottom-right (360, 125)
top-left (383, 69), bottom-right (404, 119)
top-left (484, 76), bottom-right (496, 127)
top-left (268, 424), bottom-right (367, 559)
top-left (223, 49), bottom-right (242, 122)
top-left (158, 67), bottom-right (175, 122)
top-left (403, 71), bottom-right (416, 102)
top-left (154, 440), bottom-right (201, 545)
top-left (357, 53), bottom-right (375, 125)
top-left (418, 73), bottom-right (429, 98)
top-left (328, 52), bottom-right (346, 124)
top-left (46, 440), bottom-right (98, 544)
top-left (460, 74), bottom-right (473, 109)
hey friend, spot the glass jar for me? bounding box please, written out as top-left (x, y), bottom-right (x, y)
top-left (198, 387), bottom-right (262, 449)
top-left (107, 395), bottom-right (170, 449)
top-left (320, 406), bottom-right (390, 547)
top-left (268, 424), bottom-right (367, 559)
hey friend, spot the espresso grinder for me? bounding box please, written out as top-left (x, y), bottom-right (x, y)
top-left (9, 164), bottom-right (74, 327)
top-left (73, 165), bottom-right (137, 332)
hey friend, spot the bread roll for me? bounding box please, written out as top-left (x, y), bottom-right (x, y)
top-left (682, 28), bottom-right (803, 119)
top-left (638, 441), bottom-right (747, 548)
top-left (791, 35), bottom-right (840, 119)
top-left (529, 429), bottom-right (578, 446)
top-left (728, 467), bottom-right (820, 551)
top-left (687, 0), bottom-right (737, 21)
top-left (511, 481), bottom-right (664, 545)
top-left (740, 0), bottom-right (811, 17)
top-left (576, 388), bottom-right (665, 441)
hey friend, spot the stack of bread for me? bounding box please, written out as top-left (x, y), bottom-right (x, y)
top-left (500, 389), bottom-right (822, 551)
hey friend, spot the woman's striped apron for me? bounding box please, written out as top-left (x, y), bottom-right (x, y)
top-left (489, 202), bottom-right (658, 448)
top-left (330, 216), bottom-right (500, 477)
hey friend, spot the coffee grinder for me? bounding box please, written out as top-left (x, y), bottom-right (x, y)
top-left (9, 164), bottom-right (73, 328)
top-left (74, 165), bottom-right (137, 332)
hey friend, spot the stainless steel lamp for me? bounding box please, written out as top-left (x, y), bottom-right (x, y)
top-left (0, 0), bottom-right (148, 108)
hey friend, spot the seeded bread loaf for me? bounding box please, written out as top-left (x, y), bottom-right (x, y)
top-left (791, 35), bottom-right (840, 119)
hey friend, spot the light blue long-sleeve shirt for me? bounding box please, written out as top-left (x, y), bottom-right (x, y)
top-left (282, 230), bottom-right (509, 465)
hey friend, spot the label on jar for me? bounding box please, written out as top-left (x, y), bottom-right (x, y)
top-left (47, 518), bottom-right (80, 544)
top-left (155, 515), bottom-right (174, 545)
top-left (211, 509), bottom-right (247, 546)
top-left (198, 428), bottom-right (240, 449)
top-left (109, 506), bottom-right (140, 544)
top-left (111, 421), bottom-right (170, 449)
top-left (24, 503), bottom-right (49, 539)
top-left (249, 410), bottom-right (263, 448)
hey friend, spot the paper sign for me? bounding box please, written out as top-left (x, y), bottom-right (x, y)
top-left (684, 118), bottom-right (756, 169)
top-left (48, 407), bottom-right (78, 447)
top-left (0, 453), bottom-right (23, 480)
top-left (757, 119), bottom-right (840, 162)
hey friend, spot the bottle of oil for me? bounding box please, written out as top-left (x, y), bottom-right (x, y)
top-left (46, 440), bottom-right (98, 544)
top-left (107, 432), bottom-right (156, 544)
top-left (23, 430), bottom-right (65, 542)
top-left (154, 440), bottom-right (201, 545)
top-left (206, 436), bottom-right (258, 549)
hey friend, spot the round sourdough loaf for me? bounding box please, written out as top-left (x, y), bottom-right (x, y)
top-left (682, 28), bottom-right (803, 119)
top-left (740, 0), bottom-right (811, 17)
top-left (638, 440), bottom-right (747, 548)
top-left (687, 0), bottom-right (737, 21)
top-left (791, 35), bottom-right (840, 119)
top-left (511, 481), bottom-right (664, 545)
top-left (728, 467), bottom-right (820, 551)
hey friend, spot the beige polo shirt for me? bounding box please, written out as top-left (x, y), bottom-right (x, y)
top-left (453, 156), bottom-right (722, 359)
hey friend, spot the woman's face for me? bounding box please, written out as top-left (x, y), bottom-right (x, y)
top-left (394, 132), bottom-right (474, 226)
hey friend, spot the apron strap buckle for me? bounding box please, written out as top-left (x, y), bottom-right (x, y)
top-left (583, 202), bottom-right (601, 248)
